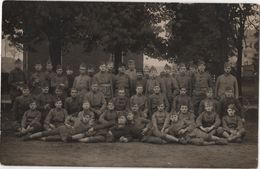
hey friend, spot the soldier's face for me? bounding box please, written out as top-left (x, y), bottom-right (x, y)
top-left (158, 104), bottom-right (165, 111)
top-left (164, 68), bottom-right (171, 74)
top-left (79, 67), bottom-right (86, 74)
top-left (136, 87), bottom-right (143, 94)
top-left (225, 90), bottom-right (234, 98)
top-left (227, 108), bottom-right (235, 116)
top-left (180, 88), bottom-right (187, 95)
top-left (100, 64), bottom-right (106, 72)
top-left (88, 69), bottom-right (94, 75)
top-left (66, 70), bottom-right (73, 75)
top-left (118, 116), bottom-right (127, 125)
top-left (29, 102), bottom-right (37, 110)
top-left (198, 65), bottom-right (205, 72)
top-left (22, 89), bottom-right (30, 96)
top-left (55, 101), bottom-right (62, 108)
top-left (82, 115), bottom-right (91, 123)
top-left (42, 87), bottom-right (49, 93)
top-left (131, 104), bottom-right (139, 112)
top-left (35, 64), bottom-right (42, 71)
top-left (83, 102), bottom-right (91, 109)
top-left (108, 102), bottom-right (115, 110)
top-left (91, 85), bottom-right (98, 92)
top-left (56, 69), bottom-right (63, 75)
top-left (107, 63), bottom-right (113, 71)
top-left (153, 86), bottom-right (160, 94)
top-left (127, 112), bottom-right (134, 121)
top-left (224, 66), bottom-right (231, 74)
top-left (15, 63), bottom-right (22, 69)
top-left (205, 105), bottom-right (213, 112)
top-left (179, 66), bottom-right (186, 73)
top-left (206, 90), bottom-right (213, 98)
top-left (46, 64), bottom-right (53, 71)
top-left (150, 71), bottom-right (157, 78)
top-left (118, 90), bottom-right (125, 96)
top-left (118, 67), bottom-right (126, 73)
top-left (190, 67), bottom-right (196, 73)
top-left (170, 114), bottom-right (178, 122)
top-left (180, 105), bottom-right (188, 114)
top-left (70, 90), bottom-right (77, 97)
top-left (128, 64), bottom-right (135, 70)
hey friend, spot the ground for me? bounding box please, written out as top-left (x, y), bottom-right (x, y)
top-left (0, 109), bottom-right (258, 168)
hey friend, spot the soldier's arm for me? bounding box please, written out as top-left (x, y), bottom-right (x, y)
top-left (197, 100), bottom-right (204, 115)
top-left (162, 113), bottom-right (170, 130)
top-left (164, 94), bottom-right (170, 112)
top-left (195, 113), bottom-right (203, 127)
top-left (100, 94), bottom-right (107, 112)
top-left (172, 78), bottom-right (179, 97)
top-left (213, 114), bottom-right (221, 128)
top-left (215, 76), bottom-right (220, 98)
top-left (236, 116), bottom-right (244, 130)
top-left (30, 111), bottom-right (41, 126)
top-left (63, 76), bottom-right (69, 89)
top-left (98, 111), bottom-right (108, 124)
top-left (172, 97), bottom-right (177, 113)
top-left (151, 113), bottom-right (159, 131)
top-left (21, 111), bottom-right (27, 128)
top-left (44, 110), bottom-right (53, 126)
top-left (234, 77), bottom-right (239, 99)
top-left (222, 116), bottom-right (231, 132)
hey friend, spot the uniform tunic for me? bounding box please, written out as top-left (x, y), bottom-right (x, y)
top-left (112, 96), bottom-right (129, 113)
top-left (125, 69), bottom-right (137, 96)
top-left (178, 112), bottom-right (195, 124)
top-left (78, 110), bottom-right (95, 120)
top-left (145, 77), bottom-right (166, 96)
top-left (64, 96), bottom-right (82, 116)
top-left (198, 98), bottom-right (221, 115)
top-left (151, 111), bottom-right (170, 138)
top-left (219, 97), bottom-right (244, 119)
top-left (114, 73), bottom-right (131, 96)
top-left (175, 73), bottom-right (192, 96)
top-left (99, 110), bottom-right (118, 124)
top-left (8, 68), bottom-right (27, 101)
top-left (73, 74), bottom-right (91, 98)
top-left (196, 111), bottom-right (221, 128)
top-left (130, 94), bottom-right (148, 117)
top-left (94, 72), bottom-right (113, 99)
top-left (12, 95), bottom-right (33, 122)
top-left (36, 93), bottom-right (55, 119)
top-left (51, 74), bottom-right (68, 91)
top-left (44, 108), bottom-right (68, 129)
top-left (84, 91), bottom-right (106, 118)
top-left (167, 119), bottom-right (195, 138)
top-left (29, 71), bottom-right (46, 97)
top-left (172, 95), bottom-right (193, 113)
top-left (215, 74), bottom-right (239, 99)
top-left (128, 117), bottom-right (150, 139)
top-left (148, 93), bottom-right (170, 117)
top-left (222, 115), bottom-right (244, 133)
top-left (21, 109), bottom-right (41, 129)
top-left (110, 125), bottom-right (132, 141)
top-left (44, 70), bottom-right (56, 88)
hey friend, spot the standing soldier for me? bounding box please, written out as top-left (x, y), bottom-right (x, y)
top-left (73, 63), bottom-right (91, 100)
top-left (84, 82), bottom-right (107, 120)
top-left (65, 65), bottom-right (75, 92)
top-left (87, 65), bottom-right (95, 86)
top-left (130, 85), bottom-right (148, 118)
top-left (8, 58), bottom-right (27, 103)
top-left (215, 62), bottom-right (239, 99)
top-left (135, 69), bottom-right (147, 91)
top-left (94, 63), bottom-right (113, 101)
top-left (51, 65), bottom-right (68, 94)
top-left (11, 85), bottom-right (33, 129)
top-left (125, 60), bottom-right (137, 96)
top-left (64, 88), bottom-right (82, 116)
top-left (43, 60), bottom-right (55, 90)
top-left (145, 66), bottom-right (166, 96)
top-left (114, 63), bottom-right (131, 97)
top-left (192, 60), bottom-right (213, 114)
top-left (175, 63), bottom-right (192, 96)
top-left (29, 62), bottom-right (46, 97)
top-left (161, 64), bottom-right (179, 110)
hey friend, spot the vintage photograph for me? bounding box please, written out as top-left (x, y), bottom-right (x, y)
top-left (0, 1), bottom-right (259, 168)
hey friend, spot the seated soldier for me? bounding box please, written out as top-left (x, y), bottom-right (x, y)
top-left (172, 87), bottom-right (193, 114)
top-left (84, 82), bottom-right (107, 120)
top-left (112, 88), bottom-right (129, 117)
top-left (198, 88), bottom-right (220, 115)
top-left (218, 104), bottom-right (246, 142)
top-left (51, 65), bottom-right (68, 93)
top-left (15, 100), bottom-right (42, 137)
top-left (130, 85), bottom-right (148, 118)
top-left (44, 100), bottom-right (68, 130)
top-left (53, 86), bottom-right (66, 104)
top-left (29, 62), bottom-right (45, 97)
top-left (64, 88), bottom-right (82, 116)
top-left (177, 104), bottom-right (195, 124)
top-left (114, 63), bottom-right (131, 97)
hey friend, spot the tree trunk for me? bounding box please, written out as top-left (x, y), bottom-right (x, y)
top-left (236, 43), bottom-right (243, 96)
top-left (114, 49), bottom-right (122, 74)
top-left (49, 37), bottom-right (62, 70)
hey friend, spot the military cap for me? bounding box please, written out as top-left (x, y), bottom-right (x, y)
top-left (88, 65), bottom-right (95, 71)
top-left (46, 60), bottom-right (52, 65)
top-left (224, 62), bottom-right (232, 68)
top-left (15, 58), bottom-right (22, 64)
top-left (227, 104), bottom-right (238, 111)
top-left (197, 60), bottom-right (205, 66)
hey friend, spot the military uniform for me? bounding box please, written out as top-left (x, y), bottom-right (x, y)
top-left (175, 73), bottom-right (192, 96)
top-left (125, 69), bottom-right (137, 96)
top-left (94, 72), bottom-right (113, 100)
top-left (36, 93), bottom-right (55, 121)
top-left (44, 108), bottom-right (68, 130)
top-left (73, 74), bottom-right (91, 99)
top-left (215, 74), bottom-right (239, 99)
top-left (151, 110), bottom-right (170, 138)
top-left (219, 97), bottom-right (245, 119)
top-left (44, 70), bottom-right (56, 88)
top-left (161, 74), bottom-right (179, 107)
top-left (172, 95), bottom-right (193, 113)
top-left (178, 112), bottom-right (196, 124)
top-left (145, 77), bottom-right (166, 96)
top-left (114, 73), bottom-right (131, 97)
top-left (64, 96), bottom-right (82, 116)
top-left (148, 93), bottom-right (169, 117)
top-left (12, 95), bottom-right (33, 123)
top-left (220, 115), bottom-right (245, 138)
top-left (112, 95), bottom-right (129, 116)
top-left (84, 91), bottom-right (106, 119)
top-left (51, 74), bottom-right (69, 92)
top-left (8, 67), bottom-right (27, 102)
top-left (198, 98), bottom-right (221, 115)
top-left (128, 117), bottom-right (150, 140)
top-left (21, 109), bottom-right (42, 131)
top-left (29, 71), bottom-right (46, 97)
top-left (130, 94), bottom-right (148, 117)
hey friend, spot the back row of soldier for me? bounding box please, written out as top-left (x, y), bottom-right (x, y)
top-left (9, 58), bottom-right (243, 128)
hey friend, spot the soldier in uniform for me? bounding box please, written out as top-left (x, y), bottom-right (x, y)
top-left (143, 65), bottom-right (150, 80)
top-left (175, 63), bottom-right (192, 96)
top-left (94, 63), bottom-right (113, 101)
top-left (65, 65), bottom-right (75, 93)
top-left (130, 85), bottom-right (148, 118)
top-left (135, 69), bottom-right (147, 91)
top-left (53, 86), bottom-right (66, 104)
top-left (8, 58), bottom-right (27, 103)
top-left (43, 60), bottom-right (55, 91)
top-left (64, 88), bottom-right (82, 116)
top-left (148, 85), bottom-right (169, 118)
top-left (36, 82), bottom-right (55, 123)
top-left (215, 62), bottom-right (239, 99)
top-left (192, 60), bottom-right (213, 115)
top-left (73, 63), bottom-right (91, 100)
top-left (172, 87), bottom-right (194, 114)
top-left (161, 64), bottom-right (179, 110)
top-left (51, 65), bottom-right (69, 93)
top-left (87, 65), bottom-right (95, 85)
top-left (84, 82), bottom-right (107, 120)
top-left (112, 88), bottom-right (130, 117)
top-left (145, 66), bottom-right (166, 96)
top-left (125, 60), bottom-right (137, 96)
top-left (198, 88), bottom-right (220, 115)
top-left (29, 62), bottom-right (46, 97)
top-left (114, 63), bottom-right (131, 97)
top-left (11, 85), bottom-right (33, 129)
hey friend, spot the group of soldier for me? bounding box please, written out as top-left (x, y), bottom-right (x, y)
top-left (8, 58), bottom-right (245, 145)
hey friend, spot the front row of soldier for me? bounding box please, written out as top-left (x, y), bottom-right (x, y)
top-left (14, 82), bottom-right (245, 145)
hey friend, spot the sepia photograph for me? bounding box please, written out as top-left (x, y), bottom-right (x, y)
top-left (0, 1), bottom-right (259, 168)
